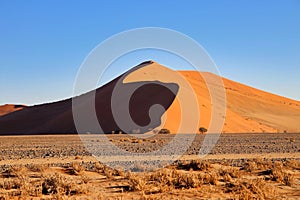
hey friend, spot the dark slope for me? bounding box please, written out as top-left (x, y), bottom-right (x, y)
top-left (0, 62), bottom-right (178, 135)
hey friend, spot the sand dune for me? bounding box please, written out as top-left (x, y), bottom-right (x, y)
top-left (0, 104), bottom-right (26, 117)
top-left (123, 61), bottom-right (300, 133)
top-left (171, 71), bottom-right (300, 133)
top-left (0, 61), bottom-right (177, 135)
top-left (0, 61), bottom-right (299, 134)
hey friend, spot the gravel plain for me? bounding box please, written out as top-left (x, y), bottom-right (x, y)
top-left (0, 133), bottom-right (299, 199)
top-left (0, 133), bottom-right (299, 161)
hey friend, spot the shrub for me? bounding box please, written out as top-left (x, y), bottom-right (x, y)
top-left (199, 127), bottom-right (207, 134)
top-left (158, 129), bottom-right (170, 134)
top-left (177, 160), bottom-right (211, 171)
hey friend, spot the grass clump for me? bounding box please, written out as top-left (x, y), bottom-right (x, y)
top-left (177, 160), bottom-right (211, 171)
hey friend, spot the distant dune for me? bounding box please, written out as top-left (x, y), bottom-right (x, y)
top-left (0, 61), bottom-right (299, 134)
top-left (0, 104), bottom-right (26, 117)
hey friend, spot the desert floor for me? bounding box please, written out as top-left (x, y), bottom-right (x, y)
top-left (0, 133), bottom-right (299, 199)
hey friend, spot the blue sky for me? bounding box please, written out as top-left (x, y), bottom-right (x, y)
top-left (1, 0), bottom-right (299, 105)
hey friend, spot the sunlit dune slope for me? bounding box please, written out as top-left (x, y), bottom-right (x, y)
top-left (0, 104), bottom-right (26, 117)
top-left (172, 71), bottom-right (300, 133)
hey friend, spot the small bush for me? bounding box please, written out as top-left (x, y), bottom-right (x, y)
top-left (199, 127), bottom-right (208, 134)
top-left (42, 173), bottom-right (88, 196)
top-left (42, 174), bottom-right (59, 195)
top-left (285, 159), bottom-right (300, 169)
top-left (127, 173), bottom-right (147, 191)
top-left (0, 178), bottom-right (22, 190)
top-left (177, 160), bottom-right (211, 171)
top-left (283, 173), bottom-right (294, 186)
top-left (26, 163), bottom-right (47, 172)
top-left (158, 129), bottom-right (170, 134)
top-left (219, 167), bottom-right (241, 179)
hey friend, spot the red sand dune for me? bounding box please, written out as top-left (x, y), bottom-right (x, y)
top-left (168, 71), bottom-right (300, 133)
top-left (0, 61), bottom-right (299, 134)
top-left (0, 104), bottom-right (26, 117)
top-left (0, 61), bottom-right (178, 135)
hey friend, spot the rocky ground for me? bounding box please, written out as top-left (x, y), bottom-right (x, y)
top-left (0, 133), bottom-right (299, 199)
top-left (0, 133), bottom-right (299, 160)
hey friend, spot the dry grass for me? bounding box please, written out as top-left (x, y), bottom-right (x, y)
top-left (93, 162), bottom-right (124, 179)
top-left (63, 162), bottom-right (85, 176)
top-left (255, 160), bottom-right (296, 186)
top-left (242, 158), bottom-right (273, 172)
top-left (0, 169), bottom-right (89, 199)
top-left (41, 173), bottom-right (88, 196)
top-left (131, 139), bottom-right (143, 144)
top-left (26, 163), bottom-right (48, 172)
top-left (177, 160), bottom-right (212, 171)
top-left (120, 137), bottom-right (131, 142)
top-left (285, 159), bottom-right (300, 169)
top-left (150, 139), bottom-right (158, 143)
top-left (268, 168), bottom-right (295, 186)
top-left (126, 169), bottom-right (206, 194)
top-left (219, 166), bottom-right (241, 179)
top-left (229, 178), bottom-right (277, 200)
top-left (0, 159), bottom-right (299, 199)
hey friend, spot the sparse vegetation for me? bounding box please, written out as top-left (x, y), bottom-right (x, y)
top-left (158, 128), bottom-right (170, 134)
top-left (199, 127), bottom-right (208, 134)
top-left (177, 159), bottom-right (211, 171)
top-left (0, 135), bottom-right (299, 199)
top-left (0, 158), bottom-right (298, 199)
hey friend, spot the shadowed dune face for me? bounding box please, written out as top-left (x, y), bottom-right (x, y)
top-left (122, 62), bottom-right (201, 134)
top-left (94, 79), bottom-right (179, 134)
top-left (0, 62), bottom-right (178, 135)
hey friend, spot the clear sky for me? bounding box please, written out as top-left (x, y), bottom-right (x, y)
top-left (1, 0), bottom-right (299, 105)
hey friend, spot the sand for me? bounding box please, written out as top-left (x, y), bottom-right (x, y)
top-left (0, 104), bottom-right (26, 117)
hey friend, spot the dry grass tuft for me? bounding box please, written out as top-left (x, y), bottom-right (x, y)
top-left (228, 178), bottom-right (276, 199)
top-left (126, 168), bottom-right (220, 194)
top-left (131, 139), bottom-right (143, 144)
top-left (127, 172), bottom-right (147, 191)
top-left (177, 160), bottom-right (211, 171)
top-left (94, 162), bottom-right (105, 172)
top-left (120, 137), bottom-right (131, 142)
top-left (95, 164), bottom-right (125, 179)
top-left (1, 165), bottom-right (27, 178)
top-left (26, 163), bottom-right (48, 172)
top-left (219, 167), bottom-right (241, 179)
top-left (41, 173), bottom-right (88, 196)
top-left (285, 159), bottom-right (300, 170)
top-left (270, 168), bottom-right (295, 186)
top-left (256, 160), bottom-right (296, 186)
top-left (63, 162), bottom-right (85, 176)
top-left (243, 158), bottom-right (274, 172)
top-left (0, 158), bottom-right (297, 199)
top-left (283, 172), bottom-right (295, 186)
top-left (201, 172), bottom-right (219, 185)
top-left (0, 178), bottom-right (23, 190)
